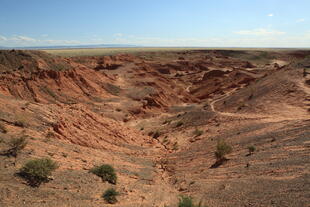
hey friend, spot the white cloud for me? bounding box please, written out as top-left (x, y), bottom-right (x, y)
top-left (234, 28), bottom-right (285, 36)
top-left (44, 39), bottom-right (80, 45)
top-left (0, 34), bottom-right (80, 46)
top-left (105, 31), bottom-right (310, 48)
top-left (11, 35), bottom-right (37, 42)
top-left (296, 18), bottom-right (305, 23)
top-left (268, 14), bottom-right (274, 17)
top-left (1, 32), bottom-right (310, 48)
top-left (114, 33), bottom-right (124, 37)
top-left (0, 35), bottom-right (7, 41)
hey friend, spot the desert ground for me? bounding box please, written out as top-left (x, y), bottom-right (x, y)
top-left (0, 48), bottom-right (309, 207)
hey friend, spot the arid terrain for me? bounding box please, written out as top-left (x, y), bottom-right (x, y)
top-left (0, 48), bottom-right (309, 207)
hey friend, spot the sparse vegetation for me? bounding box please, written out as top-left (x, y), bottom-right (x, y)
top-left (173, 142), bottom-right (179, 150)
top-left (0, 122), bottom-right (7, 133)
top-left (7, 136), bottom-right (28, 157)
top-left (19, 158), bottom-right (58, 187)
top-left (162, 136), bottom-right (169, 144)
top-left (41, 86), bottom-right (57, 99)
top-left (162, 120), bottom-right (172, 125)
top-left (214, 139), bottom-right (232, 161)
top-left (176, 121), bottom-right (184, 127)
top-left (248, 93), bottom-right (254, 100)
top-left (102, 188), bottom-right (119, 204)
top-left (152, 131), bottom-right (160, 139)
top-left (178, 195), bottom-right (206, 207)
top-left (1, 46), bottom-right (308, 205)
top-left (90, 164), bottom-right (117, 184)
top-left (237, 103), bottom-right (245, 111)
top-left (46, 131), bottom-right (56, 138)
top-left (104, 83), bottom-right (121, 96)
top-left (247, 145), bottom-right (256, 155)
top-left (193, 128), bottom-right (203, 137)
top-left (14, 120), bottom-right (26, 127)
top-left (43, 47), bottom-right (200, 57)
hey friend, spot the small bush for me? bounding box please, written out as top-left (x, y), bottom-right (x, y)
top-left (178, 196), bottom-right (206, 207)
top-left (179, 196), bottom-right (194, 207)
top-left (248, 94), bottom-right (254, 100)
top-left (90, 164), bottom-right (117, 184)
top-left (102, 188), bottom-right (119, 204)
top-left (104, 83), bottom-right (121, 96)
top-left (173, 142), bottom-right (179, 150)
top-left (46, 131), bottom-right (56, 138)
top-left (176, 121), bottom-right (184, 127)
top-left (14, 120), bottom-right (26, 128)
top-left (248, 146), bottom-right (256, 154)
top-left (214, 140), bottom-right (232, 161)
top-left (163, 120), bottom-right (172, 125)
top-left (19, 158), bottom-right (58, 187)
top-left (14, 114), bottom-right (28, 128)
top-left (7, 136), bottom-right (28, 157)
top-left (162, 136), bottom-right (169, 144)
top-left (44, 86), bottom-right (57, 98)
top-left (153, 131), bottom-right (160, 139)
top-left (0, 123), bottom-right (8, 133)
top-left (193, 129), bottom-right (203, 137)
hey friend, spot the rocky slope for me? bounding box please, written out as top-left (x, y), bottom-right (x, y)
top-left (0, 49), bottom-right (309, 207)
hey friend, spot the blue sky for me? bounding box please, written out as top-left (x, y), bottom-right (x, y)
top-left (0, 0), bottom-right (309, 47)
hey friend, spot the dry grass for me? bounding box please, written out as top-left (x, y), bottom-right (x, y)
top-left (41, 47), bottom-right (309, 57)
top-left (42, 47), bottom-right (204, 57)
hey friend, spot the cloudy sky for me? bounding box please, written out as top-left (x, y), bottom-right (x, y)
top-left (0, 0), bottom-right (309, 47)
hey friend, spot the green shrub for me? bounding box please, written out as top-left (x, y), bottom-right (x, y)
top-left (102, 188), bottom-right (119, 204)
top-left (173, 142), bottom-right (179, 150)
top-left (46, 131), bottom-right (56, 138)
top-left (14, 114), bottom-right (28, 128)
top-left (153, 131), bottom-right (160, 139)
top-left (193, 129), bottom-right (203, 137)
top-left (162, 136), bottom-right (169, 143)
top-left (90, 164), bottom-right (117, 184)
top-left (248, 145), bottom-right (256, 154)
top-left (8, 136), bottom-right (28, 157)
top-left (176, 121), bottom-right (184, 127)
top-left (104, 83), bottom-right (121, 96)
top-left (19, 158), bottom-right (58, 187)
top-left (0, 123), bottom-right (8, 133)
top-left (179, 196), bottom-right (194, 207)
top-left (214, 140), bottom-right (232, 161)
top-left (178, 196), bottom-right (206, 207)
top-left (14, 120), bottom-right (26, 127)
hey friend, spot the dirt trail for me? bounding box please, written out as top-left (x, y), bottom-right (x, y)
top-left (209, 88), bottom-right (268, 119)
